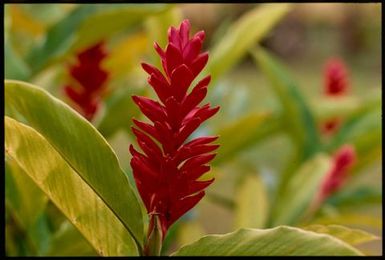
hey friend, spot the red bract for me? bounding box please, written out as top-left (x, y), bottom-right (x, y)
top-left (321, 58), bottom-right (350, 135)
top-left (318, 145), bottom-right (356, 203)
top-left (324, 58), bottom-right (349, 96)
top-left (64, 42), bottom-right (109, 121)
top-left (130, 19), bottom-right (219, 239)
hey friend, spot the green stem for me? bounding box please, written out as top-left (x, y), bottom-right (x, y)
top-left (143, 214), bottom-right (163, 256)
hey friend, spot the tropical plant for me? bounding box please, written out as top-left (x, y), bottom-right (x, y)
top-left (5, 3), bottom-right (381, 256)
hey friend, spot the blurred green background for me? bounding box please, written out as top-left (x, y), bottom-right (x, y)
top-left (4, 3), bottom-right (381, 256)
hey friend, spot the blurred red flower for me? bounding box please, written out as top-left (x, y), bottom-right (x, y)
top-left (64, 42), bottom-right (109, 121)
top-left (130, 19), bottom-right (219, 240)
top-left (318, 144), bottom-right (356, 202)
top-left (321, 58), bottom-right (350, 135)
top-left (324, 58), bottom-right (349, 96)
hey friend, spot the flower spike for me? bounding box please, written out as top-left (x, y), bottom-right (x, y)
top-left (130, 19), bottom-right (219, 243)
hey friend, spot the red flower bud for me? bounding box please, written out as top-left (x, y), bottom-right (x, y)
top-left (130, 19), bottom-right (219, 239)
top-left (64, 42), bottom-right (109, 121)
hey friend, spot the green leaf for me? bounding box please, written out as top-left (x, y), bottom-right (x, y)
top-left (328, 106), bottom-right (381, 176)
top-left (5, 117), bottom-right (138, 256)
top-left (312, 96), bottom-right (362, 122)
top-left (5, 38), bottom-right (31, 81)
top-left (207, 4), bottom-right (292, 82)
top-left (71, 4), bottom-right (171, 51)
top-left (5, 80), bottom-right (144, 250)
top-left (302, 224), bottom-right (379, 247)
top-left (27, 213), bottom-right (52, 255)
top-left (172, 226), bottom-right (362, 256)
top-left (270, 154), bottom-right (331, 226)
top-left (213, 112), bottom-right (281, 165)
top-left (326, 187), bottom-right (382, 208)
top-left (330, 107), bottom-right (381, 156)
top-left (26, 5), bottom-right (97, 74)
top-left (251, 47), bottom-right (321, 160)
top-left (234, 174), bottom-right (268, 229)
top-left (5, 159), bottom-right (50, 255)
top-left (311, 89), bottom-right (381, 122)
top-left (97, 85), bottom-right (144, 138)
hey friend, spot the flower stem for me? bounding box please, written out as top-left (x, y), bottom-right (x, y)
top-left (143, 214), bottom-right (163, 256)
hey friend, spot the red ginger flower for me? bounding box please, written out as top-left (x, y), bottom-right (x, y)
top-left (318, 144), bottom-right (356, 203)
top-left (64, 42), bottom-right (109, 121)
top-left (129, 19), bottom-right (219, 239)
top-left (321, 58), bottom-right (350, 134)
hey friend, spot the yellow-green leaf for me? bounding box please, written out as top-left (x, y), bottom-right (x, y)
top-left (270, 154), bottom-right (332, 226)
top-left (104, 32), bottom-right (148, 79)
top-left (302, 224), bottom-right (379, 246)
top-left (234, 174), bottom-right (268, 229)
top-left (5, 117), bottom-right (138, 256)
top-left (177, 221), bottom-right (205, 249)
top-left (213, 112), bottom-right (281, 165)
top-left (5, 80), bottom-right (144, 250)
top-left (310, 213), bottom-right (382, 229)
top-left (251, 47), bottom-right (321, 160)
top-left (172, 226), bottom-right (362, 256)
top-left (208, 4), bottom-right (291, 82)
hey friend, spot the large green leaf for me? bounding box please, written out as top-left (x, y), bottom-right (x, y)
top-left (251, 47), bottom-right (321, 160)
top-left (5, 80), bottom-right (144, 249)
top-left (213, 112), bottom-right (281, 165)
top-left (270, 154), bottom-right (331, 226)
top-left (302, 224), bottom-right (379, 247)
top-left (172, 226), bottom-right (362, 256)
top-left (207, 4), bottom-right (292, 82)
top-left (234, 174), bottom-right (268, 229)
top-left (5, 117), bottom-right (138, 256)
